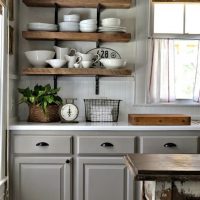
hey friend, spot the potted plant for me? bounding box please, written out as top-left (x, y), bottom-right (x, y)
top-left (18, 84), bottom-right (63, 122)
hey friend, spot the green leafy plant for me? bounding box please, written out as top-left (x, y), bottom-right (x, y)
top-left (18, 84), bottom-right (63, 113)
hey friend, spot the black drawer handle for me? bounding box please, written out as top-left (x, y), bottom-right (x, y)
top-left (164, 143), bottom-right (177, 148)
top-left (101, 142), bottom-right (114, 148)
top-left (36, 142), bottom-right (49, 147)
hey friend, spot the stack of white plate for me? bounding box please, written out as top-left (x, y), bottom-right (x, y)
top-left (59, 14), bottom-right (80, 32)
top-left (28, 23), bottom-right (58, 31)
top-left (80, 19), bottom-right (97, 32)
top-left (99, 18), bottom-right (127, 33)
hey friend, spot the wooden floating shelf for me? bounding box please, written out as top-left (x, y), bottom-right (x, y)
top-left (22, 31), bottom-right (131, 42)
top-left (22, 67), bottom-right (133, 76)
top-left (23, 0), bottom-right (132, 8)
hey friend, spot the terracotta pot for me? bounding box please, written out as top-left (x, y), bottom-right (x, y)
top-left (28, 104), bottom-right (60, 123)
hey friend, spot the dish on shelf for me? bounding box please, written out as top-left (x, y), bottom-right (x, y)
top-left (99, 58), bottom-right (126, 69)
top-left (25, 50), bottom-right (55, 67)
top-left (46, 59), bottom-right (67, 68)
top-left (64, 14), bottom-right (80, 22)
top-left (28, 23), bottom-right (58, 31)
top-left (59, 22), bottom-right (79, 32)
top-left (80, 19), bottom-right (97, 25)
top-left (80, 24), bottom-right (97, 32)
top-left (98, 26), bottom-right (127, 33)
top-left (101, 18), bottom-right (121, 27)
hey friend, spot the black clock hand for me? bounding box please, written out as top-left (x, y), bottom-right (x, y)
top-left (67, 106), bottom-right (72, 117)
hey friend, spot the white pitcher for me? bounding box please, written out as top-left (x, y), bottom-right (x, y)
top-left (65, 55), bottom-right (82, 68)
top-left (54, 46), bottom-right (77, 59)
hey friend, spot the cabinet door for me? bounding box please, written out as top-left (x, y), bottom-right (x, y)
top-left (13, 157), bottom-right (72, 200)
top-left (77, 157), bottom-right (134, 200)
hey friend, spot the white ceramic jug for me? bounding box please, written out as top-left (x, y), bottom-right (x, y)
top-left (65, 55), bottom-right (82, 68)
top-left (54, 46), bottom-right (77, 59)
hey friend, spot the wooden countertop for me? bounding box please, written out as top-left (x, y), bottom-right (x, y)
top-left (124, 154), bottom-right (200, 181)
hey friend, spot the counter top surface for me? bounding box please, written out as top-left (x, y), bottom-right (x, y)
top-left (9, 121), bottom-right (200, 131)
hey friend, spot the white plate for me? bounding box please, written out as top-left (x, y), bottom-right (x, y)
top-left (28, 26), bottom-right (57, 31)
top-left (98, 29), bottom-right (127, 33)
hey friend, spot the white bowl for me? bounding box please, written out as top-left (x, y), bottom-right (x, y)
top-left (101, 18), bottom-right (121, 27)
top-left (99, 58), bottom-right (126, 69)
top-left (59, 22), bottom-right (79, 32)
top-left (46, 59), bottom-right (67, 68)
top-left (25, 50), bottom-right (55, 67)
top-left (80, 26), bottom-right (97, 32)
top-left (28, 23), bottom-right (58, 31)
top-left (80, 19), bottom-right (97, 25)
top-left (64, 14), bottom-right (80, 22)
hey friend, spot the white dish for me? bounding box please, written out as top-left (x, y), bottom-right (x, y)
top-left (80, 19), bottom-right (97, 25)
top-left (59, 22), bottom-right (79, 32)
top-left (101, 18), bottom-right (121, 27)
top-left (99, 58), bottom-right (126, 69)
top-left (46, 59), bottom-right (67, 68)
top-left (25, 50), bottom-right (55, 67)
top-left (64, 14), bottom-right (80, 22)
top-left (80, 27), bottom-right (97, 32)
top-left (28, 23), bottom-right (58, 31)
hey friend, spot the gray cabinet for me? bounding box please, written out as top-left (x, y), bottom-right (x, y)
top-left (13, 157), bottom-right (72, 200)
top-left (140, 136), bottom-right (199, 154)
top-left (77, 157), bottom-right (134, 200)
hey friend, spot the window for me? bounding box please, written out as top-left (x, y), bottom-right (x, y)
top-left (147, 3), bottom-right (200, 104)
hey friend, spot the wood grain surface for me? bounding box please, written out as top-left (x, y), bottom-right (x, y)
top-left (22, 31), bottom-right (132, 42)
top-left (125, 154), bottom-right (200, 181)
top-left (23, 0), bottom-right (132, 8)
top-left (22, 67), bottom-right (133, 76)
top-left (128, 114), bottom-right (191, 126)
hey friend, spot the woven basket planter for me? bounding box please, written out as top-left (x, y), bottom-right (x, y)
top-left (28, 105), bottom-right (60, 123)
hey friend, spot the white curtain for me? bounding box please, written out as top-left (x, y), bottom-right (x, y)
top-left (193, 41), bottom-right (200, 102)
top-left (147, 39), bottom-right (176, 103)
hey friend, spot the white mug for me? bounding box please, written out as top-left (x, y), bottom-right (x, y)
top-left (81, 61), bottom-right (93, 68)
top-left (54, 46), bottom-right (77, 59)
top-left (65, 55), bottom-right (82, 68)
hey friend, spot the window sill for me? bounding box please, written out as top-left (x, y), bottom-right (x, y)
top-left (134, 103), bottom-right (200, 107)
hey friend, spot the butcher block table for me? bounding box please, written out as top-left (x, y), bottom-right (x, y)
top-left (124, 154), bottom-right (200, 200)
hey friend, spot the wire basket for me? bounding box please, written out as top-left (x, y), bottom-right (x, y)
top-left (84, 99), bottom-right (121, 122)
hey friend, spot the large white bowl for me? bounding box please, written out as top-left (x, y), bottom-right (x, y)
top-left (64, 14), bottom-right (80, 22)
top-left (25, 50), bottom-right (55, 67)
top-left (102, 18), bottom-right (121, 27)
top-left (99, 58), bottom-right (126, 69)
top-left (80, 26), bottom-right (97, 32)
top-left (46, 59), bottom-right (67, 68)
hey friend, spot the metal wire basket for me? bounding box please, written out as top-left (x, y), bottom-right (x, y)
top-left (84, 99), bottom-right (121, 122)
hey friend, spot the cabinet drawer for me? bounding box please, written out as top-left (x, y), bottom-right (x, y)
top-left (141, 136), bottom-right (198, 154)
top-left (77, 136), bottom-right (135, 155)
top-left (13, 135), bottom-right (72, 154)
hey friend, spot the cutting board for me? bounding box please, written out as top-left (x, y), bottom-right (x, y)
top-left (128, 114), bottom-right (191, 126)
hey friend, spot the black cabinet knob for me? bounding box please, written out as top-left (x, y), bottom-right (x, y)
top-left (66, 159), bottom-right (71, 164)
top-left (100, 142), bottom-right (114, 148)
top-left (164, 143), bottom-right (177, 148)
top-left (36, 142), bottom-right (49, 147)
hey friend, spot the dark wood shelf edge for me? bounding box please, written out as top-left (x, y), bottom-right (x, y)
top-left (22, 0), bottom-right (132, 8)
top-left (22, 67), bottom-right (133, 77)
top-left (22, 31), bottom-right (132, 42)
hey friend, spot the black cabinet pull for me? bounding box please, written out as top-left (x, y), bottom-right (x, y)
top-left (36, 142), bottom-right (49, 147)
top-left (66, 159), bottom-right (71, 164)
top-left (164, 143), bottom-right (177, 148)
top-left (100, 142), bottom-right (114, 148)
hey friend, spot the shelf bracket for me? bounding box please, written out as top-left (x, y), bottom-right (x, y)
top-left (54, 3), bottom-right (59, 25)
top-left (95, 75), bottom-right (100, 95)
top-left (53, 75), bottom-right (58, 89)
top-left (97, 3), bottom-right (101, 29)
top-left (96, 39), bottom-right (101, 48)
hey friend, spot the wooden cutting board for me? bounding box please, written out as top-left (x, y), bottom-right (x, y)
top-left (128, 114), bottom-right (191, 126)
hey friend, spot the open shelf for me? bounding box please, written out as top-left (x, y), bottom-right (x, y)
top-left (22, 31), bottom-right (132, 42)
top-left (23, 0), bottom-right (132, 8)
top-left (22, 67), bottom-right (133, 76)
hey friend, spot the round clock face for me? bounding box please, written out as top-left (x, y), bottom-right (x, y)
top-left (60, 104), bottom-right (79, 121)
